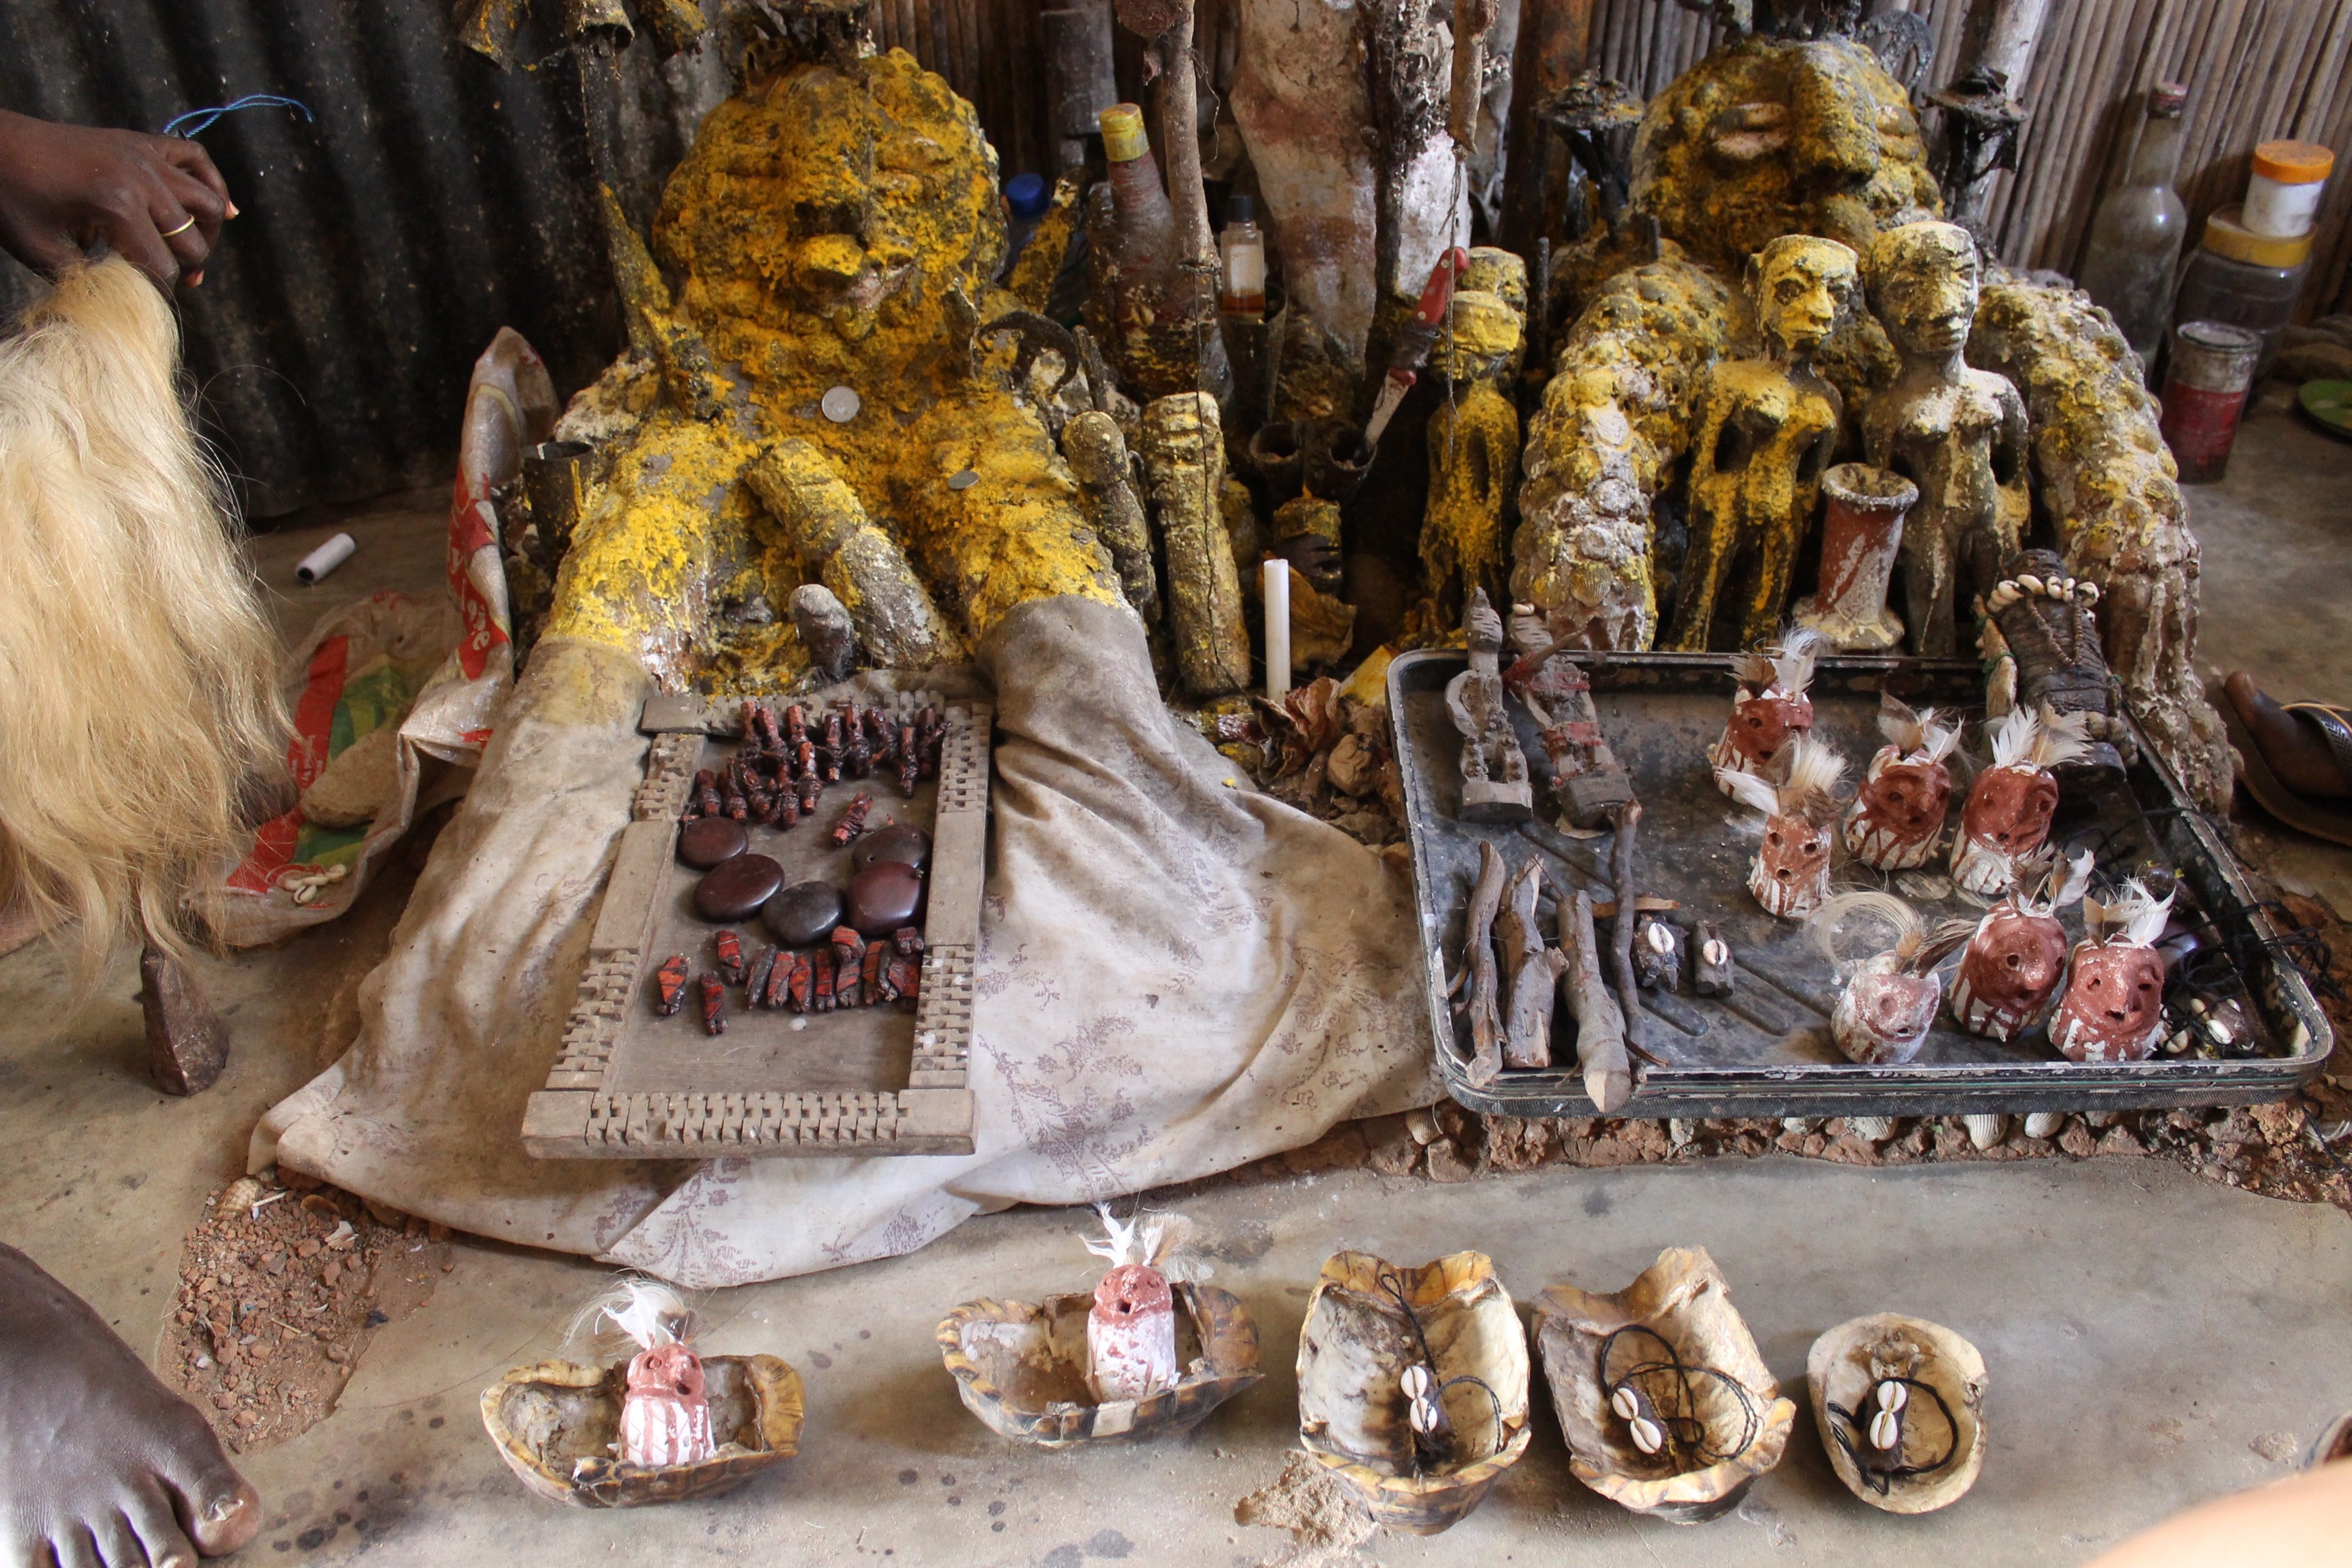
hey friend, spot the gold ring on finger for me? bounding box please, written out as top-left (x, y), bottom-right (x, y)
top-left (161, 215), bottom-right (197, 237)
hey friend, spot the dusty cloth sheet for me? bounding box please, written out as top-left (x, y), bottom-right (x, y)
top-left (255, 596), bottom-right (1434, 1286)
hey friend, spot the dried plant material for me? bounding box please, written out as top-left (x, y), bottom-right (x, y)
top-left (1807, 1313), bottom-right (1986, 1513)
top-left (1295, 1250), bottom-right (1531, 1534)
top-left (1532, 1246), bottom-right (1794, 1523)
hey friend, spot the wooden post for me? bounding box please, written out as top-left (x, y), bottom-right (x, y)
top-left (1501, 0), bottom-right (1597, 254)
top-left (1944, 0), bottom-right (2051, 231)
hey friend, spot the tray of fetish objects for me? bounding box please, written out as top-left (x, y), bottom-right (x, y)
top-left (521, 687), bottom-right (985, 1159)
top-left (1390, 649), bottom-right (2332, 1120)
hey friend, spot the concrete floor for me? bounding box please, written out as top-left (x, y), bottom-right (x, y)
top-left (3, 405), bottom-right (2350, 1567)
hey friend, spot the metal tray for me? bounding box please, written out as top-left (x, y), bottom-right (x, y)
top-left (1390, 649), bottom-right (2331, 1120)
top-left (521, 688), bottom-right (984, 1159)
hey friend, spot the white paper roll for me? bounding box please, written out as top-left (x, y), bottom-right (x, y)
top-left (296, 532), bottom-right (357, 585)
top-left (1263, 558), bottom-right (1291, 700)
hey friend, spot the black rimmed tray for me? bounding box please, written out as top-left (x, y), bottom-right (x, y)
top-left (1389, 649), bottom-right (2330, 1120)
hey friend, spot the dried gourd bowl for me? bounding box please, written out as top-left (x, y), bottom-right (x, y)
top-left (481, 1354), bottom-right (803, 1507)
top-left (1295, 1250), bottom-right (1532, 1535)
top-left (1807, 1313), bottom-right (1987, 1513)
top-left (937, 1283), bottom-right (1262, 1447)
top-left (1533, 1246), bottom-right (1794, 1524)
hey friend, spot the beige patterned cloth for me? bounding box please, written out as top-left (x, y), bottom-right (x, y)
top-left (255, 596), bottom-right (1435, 1286)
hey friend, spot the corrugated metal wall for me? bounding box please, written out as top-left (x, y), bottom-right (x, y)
top-left (1582, 0), bottom-right (2352, 318)
top-left (0, 0), bottom-right (642, 518)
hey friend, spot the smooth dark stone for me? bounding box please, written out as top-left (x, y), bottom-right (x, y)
top-left (851, 820), bottom-right (932, 875)
top-left (694, 853), bottom-right (784, 923)
top-left (846, 862), bottom-right (925, 938)
top-left (678, 816), bottom-right (749, 869)
top-left (763, 880), bottom-right (846, 948)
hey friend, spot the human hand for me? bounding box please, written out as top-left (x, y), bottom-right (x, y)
top-left (0, 110), bottom-right (233, 290)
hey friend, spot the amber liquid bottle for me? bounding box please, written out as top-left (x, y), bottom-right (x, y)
top-left (1099, 104), bottom-right (1179, 332)
top-left (2076, 83), bottom-right (2190, 373)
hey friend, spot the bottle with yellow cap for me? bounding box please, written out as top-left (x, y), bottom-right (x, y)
top-left (2076, 82), bottom-right (2190, 373)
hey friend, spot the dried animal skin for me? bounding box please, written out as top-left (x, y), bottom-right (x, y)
top-left (1141, 394), bottom-right (1249, 697)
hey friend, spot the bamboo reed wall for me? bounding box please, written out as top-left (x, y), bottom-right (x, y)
top-left (1582, 0), bottom-right (2352, 317)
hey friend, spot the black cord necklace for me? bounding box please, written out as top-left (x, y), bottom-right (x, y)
top-left (1597, 1322), bottom-right (1761, 1471)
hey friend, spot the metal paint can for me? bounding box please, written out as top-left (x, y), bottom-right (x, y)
top-left (2159, 320), bottom-right (2260, 482)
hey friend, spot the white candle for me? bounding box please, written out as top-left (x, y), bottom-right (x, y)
top-left (1263, 558), bottom-right (1291, 700)
top-left (295, 532), bottom-right (356, 585)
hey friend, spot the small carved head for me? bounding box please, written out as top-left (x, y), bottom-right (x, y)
top-left (1724, 690), bottom-right (1815, 769)
top-left (1953, 902), bottom-right (2071, 1032)
top-left (628, 1342), bottom-right (707, 1402)
top-left (1749, 235), bottom-right (1860, 358)
top-left (1961, 763), bottom-right (2057, 856)
top-left (1840, 962), bottom-right (1942, 1063)
top-left (1854, 748), bottom-right (1953, 845)
top-left (2050, 880), bottom-right (2174, 1063)
top-left (1721, 736), bottom-right (1845, 919)
top-left (1868, 220), bottom-right (1981, 357)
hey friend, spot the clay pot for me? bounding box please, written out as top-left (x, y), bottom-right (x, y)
top-left (937, 1283), bottom-right (1261, 1447)
top-left (1304, 418), bottom-right (1373, 502)
top-left (480, 1354), bottom-right (802, 1508)
top-left (1248, 421), bottom-right (1305, 504)
top-left (1806, 1314), bottom-right (1987, 1513)
top-left (1794, 464), bottom-right (1914, 652)
top-left (1295, 1250), bottom-right (1532, 1534)
top-left (1532, 1246), bottom-right (1795, 1523)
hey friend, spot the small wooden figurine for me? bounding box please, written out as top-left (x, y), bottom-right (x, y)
top-left (2050, 880), bottom-right (2173, 1064)
top-left (1842, 693), bottom-right (1959, 871)
top-left (1862, 221), bottom-right (2028, 658)
top-left (1505, 641), bottom-right (1636, 828)
top-left (1951, 706), bottom-right (2086, 897)
top-left (1710, 629), bottom-right (1827, 786)
top-left (1718, 737), bottom-right (1846, 920)
top-left (1445, 587), bottom-right (1533, 822)
top-left (1982, 547), bottom-right (2130, 788)
top-left (1948, 849), bottom-right (2093, 1041)
top-left (1692, 921), bottom-right (1735, 997)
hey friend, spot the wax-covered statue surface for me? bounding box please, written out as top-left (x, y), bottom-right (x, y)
top-left (1517, 31), bottom-right (2229, 810)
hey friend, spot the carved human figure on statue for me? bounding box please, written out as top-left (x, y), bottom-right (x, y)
top-left (1667, 235), bottom-right (1859, 652)
top-left (1862, 220), bottom-right (2028, 657)
top-left (1446, 589), bottom-right (1534, 823)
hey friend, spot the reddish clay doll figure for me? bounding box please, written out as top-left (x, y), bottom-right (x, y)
top-left (1718, 735), bottom-right (1847, 919)
top-left (1809, 891), bottom-right (1969, 1065)
top-left (1951, 705), bottom-right (2088, 897)
top-left (2050, 880), bottom-right (2174, 1064)
top-left (1949, 848), bottom-right (2093, 1041)
top-left (1710, 628), bottom-right (1829, 789)
top-left (592, 1280), bottom-right (716, 1469)
top-left (1082, 1204), bottom-right (1200, 1403)
top-left (1843, 693), bottom-right (1959, 871)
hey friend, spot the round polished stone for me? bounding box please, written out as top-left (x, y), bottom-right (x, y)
top-left (851, 821), bottom-right (932, 876)
top-left (677, 816), bottom-right (748, 869)
top-left (693, 853), bottom-right (783, 923)
top-left (763, 880), bottom-right (846, 948)
top-left (846, 863), bottom-right (925, 938)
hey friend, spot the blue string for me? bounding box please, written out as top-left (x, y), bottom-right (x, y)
top-left (160, 94), bottom-right (314, 139)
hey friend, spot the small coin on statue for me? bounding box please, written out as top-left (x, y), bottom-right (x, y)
top-left (821, 385), bottom-right (862, 423)
top-left (946, 468), bottom-right (978, 491)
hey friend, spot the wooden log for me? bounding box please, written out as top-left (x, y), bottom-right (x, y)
top-left (1498, 858), bottom-right (1570, 1070)
top-left (1561, 890), bottom-right (1630, 1113)
top-left (1462, 839), bottom-right (1509, 1085)
top-left (1606, 801), bottom-right (1654, 1064)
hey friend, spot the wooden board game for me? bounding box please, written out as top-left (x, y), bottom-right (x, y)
top-left (521, 688), bottom-right (987, 1159)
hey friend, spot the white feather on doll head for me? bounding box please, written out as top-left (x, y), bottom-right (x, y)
top-left (1807, 889), bottom-right (1924, 970)
top-left (1729, 627), bottom-right (1828, 697)
top-left (572, 1277), bottom-right (699, 1352)
top-left (1083, 1202), bottom-right (1207, 1281)
top-left (1989, 704), bottom-right (2090, 772)
top-left (2085, 878), bottom-right (2174, 949)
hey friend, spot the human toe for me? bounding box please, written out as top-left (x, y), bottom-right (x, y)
top-left (150, 1409), bottom-right (259, 1556)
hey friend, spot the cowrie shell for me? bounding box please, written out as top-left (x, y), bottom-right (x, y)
top-left (1703, 938), bottom-right (1729, 966)
top-left (1646, 923), bottom-right (1675, 955)
top-left (1870, 1408), bottom-right (1903, 1451)
top-left (1610, 1386), bottom-right (1641, 1421)
top-left (2016, 573), bottom-right (2044, 595)
top-left (1875, 1379), bottom-right (1908, 1413)
top-left (1630, 1415), bottom-right (1664, 1455)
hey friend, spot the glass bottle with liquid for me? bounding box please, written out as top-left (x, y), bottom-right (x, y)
top-left (2076, 82), bottom-right (2190, 372)
top-left (1098, 102), bottom-right (1178, 324)
top-left (1218, 194), bottom-right (1266, 319)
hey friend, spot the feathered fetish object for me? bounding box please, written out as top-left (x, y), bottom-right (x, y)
top-left (1843, 693), bottom-right (1960, 871)
top-left (581, 1279), bottom-right (715, 1469)
top-left (0, 257), bottom-right (286, 973)
top-left (1082, 1203), bottom-right (1204, 1403)
top-left (2050, 879), bottom-right (2175, 1064)
top-left (1712, 628), bottom-right (1830, 783)
top-left (1718, 736), bottom-right (1847, 919)
top-left (1952, 706), bottom-right (2088, 897)
top-left (1807, 891), bottom-right (1968, 1065)
top-left (1950, 848), bottom-right (2093, 1041)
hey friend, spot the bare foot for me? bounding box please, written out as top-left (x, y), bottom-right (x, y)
top-left (1, 1244), bottom-right (262, 1565)
top-left (2225, 672), bottom-right (2352, 799)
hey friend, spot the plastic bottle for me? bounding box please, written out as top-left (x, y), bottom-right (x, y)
top-left (2173, 206), bottom-right (2311, 379)
top-left (1002, 172), bottom-right (1050, 273)
top-left (1098, 103), bottom-right (1179, 321)
top-left (2242, 140), bottom-right (2333, 240)
top-left (1218, 194), bottom-right (1266, 319)
top-left (2076, 83), bottom-right (2190, 372)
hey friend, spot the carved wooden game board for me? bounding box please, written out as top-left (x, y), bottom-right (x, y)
top-left (522, 688), bottom-right (986, 1159)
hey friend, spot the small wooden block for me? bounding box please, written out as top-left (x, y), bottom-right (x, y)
top-left (521, 1090), bottom-right (594, 1155)
top-left (895, 1088), bottom-right (978, 1152)
top-left (1460, 780), bottom-right (1534, 823)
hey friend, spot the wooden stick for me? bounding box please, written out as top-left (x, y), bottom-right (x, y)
top-left (1561, 889), bottom-right (1630, 1113)
top-left (1463, 839), bottom-right (1507, 1086)
top-left (1498, 858), bottom-right (1569, 1070)
top-left (1607, 801), bottom-right (1653, 1064)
